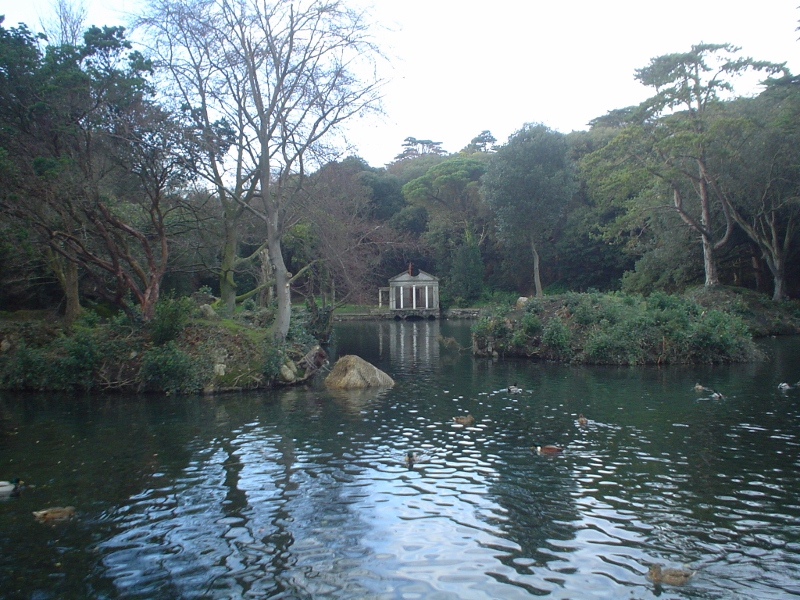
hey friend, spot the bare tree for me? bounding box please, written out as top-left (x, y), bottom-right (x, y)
top-left (39, 0), bottom-right (88, 46)
top-left (138, 0), bottom-right (384, 340)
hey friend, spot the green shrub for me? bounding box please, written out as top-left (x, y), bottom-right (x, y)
top-left (286, 310), bottom-right (317, 348)
top-left (524, 298), bottom-right (543, 314)
top-left (0, 343), bottom-right (46, 390)
top-left (262, 342), bottom-right (286, 379)
top-left (684, 310), bottom-right (756, 363)
top-left (138, 342), bottom-right (201, 394)
top-left (0, 331), bottom-right (100, 391)
top-left (520, 312), bottom-right (542, 337)
top-left (149, 296), bottom-right (193, 345)
top-left (541, 317), bottom-right (572, 360)
top-left (75, 309), bottom-right (102, 328)
top-left (48, 330), bottom-right (99, 390)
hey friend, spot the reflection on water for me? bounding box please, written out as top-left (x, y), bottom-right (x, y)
top-left (1, 321), bottom-right (800, 598)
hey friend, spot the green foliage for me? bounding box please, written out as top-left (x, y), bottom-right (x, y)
top-left (149, 296), bottom-right (193, 345)
top-left (388, 205), bottom-right (428, 234)
top-left (262, 341), bottom-right (286, 379)
top-left (447, 240), bottom-right (484, 306)
top-left (483, 123), bottom-right (577, 294)
top-left (49, 330), bottom-right (100, 390)
top-left (0, 330), bottom-right (99, 391)
top-left (0, 343), bottom-right (46, 390)
top-left (138, 342), bottom-right (201, 394)
top-left (520, 312), bottom-right (543, 337)
top-left (541, 317), bottom-right (572, 360)
top-left (286, 309), bottom-right (318, 348)
top-left (471, 314), bottom-right (513, 350)
top-left (474, 290), bottom-right (762, 365)
top-left (75, 309), bottom-right (102, 328)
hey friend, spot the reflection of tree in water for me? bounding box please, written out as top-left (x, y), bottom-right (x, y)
top-left (93, 391), bottom-right (385, 597)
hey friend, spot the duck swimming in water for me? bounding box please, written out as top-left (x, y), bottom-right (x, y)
top-left (647, 564), bottom-right (694, 586)
top-left (534, 444), bottom-right (563, 455)
top-left (710, 390), bottom-right (725, 399)
top-left (404, 451), bottom-right (418, 468)
top-left (693, 383), bottom-right (710, 392)
top-left (507, 383), bottom-right (522, 394)
top-left (779, 382), bottom-right (792, 391)
top-left (577, 414), bottom-right (588, 427)
top-left (452, 415), bottom-right (475, 426)
top-left (0, 478), bottom-right (23, 498)
top-left (33, 506), bottom-right (76, 522)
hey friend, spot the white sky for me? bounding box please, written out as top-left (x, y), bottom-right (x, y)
top-left (3, 1), bottom-right (799, 167)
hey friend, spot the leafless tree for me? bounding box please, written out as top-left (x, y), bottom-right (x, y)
top-left (138, 0), bottom-right (384, 340)
top-left (39, 0), bottom-right (88, 46)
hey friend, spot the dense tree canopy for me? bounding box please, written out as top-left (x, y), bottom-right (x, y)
top-left (1, 6), bottom-right (799, 329)
top-left (482, 124), bottom-right (576, 297)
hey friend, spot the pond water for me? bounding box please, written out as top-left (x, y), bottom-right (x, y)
top-left (2, 320), bottom-right (800, 599)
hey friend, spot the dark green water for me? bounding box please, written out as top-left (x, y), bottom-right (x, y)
top-left (2, 320), bottom-right (800, 599)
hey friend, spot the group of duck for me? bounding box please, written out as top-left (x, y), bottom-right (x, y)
top-left (402, 395), bottom-right (696, 587)
top-left (403, 383), bottom-right (593, 468)
top-left (696, 380), bottom-right (799, 397)
top-left (0, 478), bottom-right (76, 523)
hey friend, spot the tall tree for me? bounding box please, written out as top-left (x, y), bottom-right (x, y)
top-left (708, 83), bottom-right (800, 299)
top-left (402, 155), bottom-right (489, 242)
top-left (0, 20), bottom-right (182, 321)
top-left (461, 130), bottom-right (496, 154)
top-left (589, 44), bottom-right (785, 288)
top-left (482, 123), bottom-right (576, 297)
top-left (394, 136), bottom-right (446, 161)
top-left (139, 0), bottom-right (383, 340)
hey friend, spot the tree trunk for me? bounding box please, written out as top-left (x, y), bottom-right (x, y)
top-left (266, 202), bottom-right (291, 342)
top-left (701, 231), bottom-right (719, 287)
top-left (258, 247), bottom-right (274, 307)
top-left (46, 247), bottom-right (81, 325)
top-left (698, 175), bottom-right (720, 287)
top-left (139, 280), bottom-right (161, 321)
top-left (772, 270), bottom-right (785, 301)
top-left (62, 261), bottom-right (81, 325)
top-left (750, 244), bottom-right (765, 293)
top-left (219, 217), bottom-right (238, 316)
top-left (530, 235), bottom-right (543, 298)
top-left (762, 252), bottom-right (787, 301)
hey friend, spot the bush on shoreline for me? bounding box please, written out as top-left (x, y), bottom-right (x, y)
top-left (472, 288), bottom-right (799, 364)
top-left (0, 299), bottom-right (319, 394)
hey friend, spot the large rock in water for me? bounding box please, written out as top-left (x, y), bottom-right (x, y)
top-left (325, 355), bottom-right (394, 389)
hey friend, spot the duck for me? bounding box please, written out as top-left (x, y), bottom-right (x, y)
top-left (534, 444), bottom-right (563, 455)
top-left (577, 414), bottom-right (588, 427)
top-left (452, 415), bottom-right (475, 426)
top-left (710, 390), bottom-right (725, 399)
top-left (33, 506), bottom-right (76, 522)
top-left (0, 478), bottom-right (23, 498)
top-left (404, 451), bottom-right (418, 468)
top-left (507, 383), bottom-right (523, 394)
top-left (693, 383), bottom-right (709, 392)
top-left (778, 382), bottom-right (792, 391)
top-left (647, 564), bottom-right (694, 586)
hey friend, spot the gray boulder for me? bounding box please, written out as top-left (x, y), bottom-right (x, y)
top-left (324, 355), bottom-right (394, 389)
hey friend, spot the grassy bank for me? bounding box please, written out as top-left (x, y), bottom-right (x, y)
top-left (0, 298), bottom-right (319, 394)
top-left (471, 287), bottom-right (800, 365)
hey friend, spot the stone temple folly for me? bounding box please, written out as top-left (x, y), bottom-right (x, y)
top-left (379, 264), bottom-right (440, 320)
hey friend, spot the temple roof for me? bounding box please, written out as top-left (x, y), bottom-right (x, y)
top-left (388, 269), bottom-right (438, 284)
